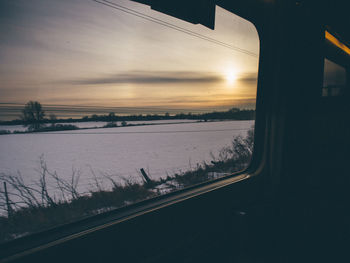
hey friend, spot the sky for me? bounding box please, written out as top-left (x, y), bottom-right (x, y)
top-left (0, 0), bottom-right (259, 120)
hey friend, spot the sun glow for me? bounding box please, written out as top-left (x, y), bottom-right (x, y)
top-left (224, 68), bottom-right (237, 86)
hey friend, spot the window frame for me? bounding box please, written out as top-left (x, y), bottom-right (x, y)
top-left (322, 28), bottom-right (350, 100)
top-left (0, 1), bottom-right (273, 261)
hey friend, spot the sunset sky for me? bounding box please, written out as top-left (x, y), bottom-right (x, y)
top-left (0, 0), bottom-right (259, 120)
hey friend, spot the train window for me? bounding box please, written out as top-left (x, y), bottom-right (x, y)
top-left (322, 58), bottom-right (347, 97)
top-left (0, 0), bottom-right (259, 243)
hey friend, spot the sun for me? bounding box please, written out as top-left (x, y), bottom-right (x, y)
top-left (224, 69), bottom-right (237, 85)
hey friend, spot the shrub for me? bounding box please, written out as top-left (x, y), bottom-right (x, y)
top-left (103, 122), bottom-right (117, 128)
top-left (33, 124), bottom-right (78, 132)
top-left (0, 130), bottom-right (11, 135)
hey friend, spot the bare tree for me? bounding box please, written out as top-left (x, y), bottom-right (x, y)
top-left (21, 101), bottom-right (45, 131)
top-left (49, 113), bottom-right (57, 127)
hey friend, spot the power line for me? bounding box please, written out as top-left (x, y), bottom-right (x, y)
top-left (92, 0), bottom-right (258, 58)
top-left (102, 0), bottom-right (258, 57)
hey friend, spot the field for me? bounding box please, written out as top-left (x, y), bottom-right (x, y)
top-left (0, 119), bottom-right (197, 132)
top-left (0, 120), bottom-right (253, 194)
top-left (0, 120), bottom-right (253, 242)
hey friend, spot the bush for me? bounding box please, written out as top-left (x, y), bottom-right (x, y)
top-left (32, 124), bottom-right (78, 132)
top-left (0, 130), bottom-right (11, 135)
top-left (45, 124), bottom-right (78, 131)
top-left (103, 122), bottom-right (117, 128)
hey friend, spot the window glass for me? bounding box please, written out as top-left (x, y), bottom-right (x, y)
top-left (322, 58), bottom-right (347, 97)
top-left (0, 0), bottom-right (259, 243)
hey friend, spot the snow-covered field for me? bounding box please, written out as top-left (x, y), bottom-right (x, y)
top-left (0, 120), bottom-right (253, 193)
top-left (0, 119), bottom-right (197, 132)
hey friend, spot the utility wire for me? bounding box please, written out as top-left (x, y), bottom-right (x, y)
top-left (102, 0), bottom-right (257, 57)
top-left (92, 0), bottom-right (258, 58)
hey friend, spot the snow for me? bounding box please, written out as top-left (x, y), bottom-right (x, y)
top-left (0, 125), bottom-right (27, 132)
top-left (0, 119), bottom-right (197, 132)
top-left (0, 120), bottom-right (254, 194)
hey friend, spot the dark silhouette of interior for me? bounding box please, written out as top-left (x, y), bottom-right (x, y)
top-left (1, 0), bottom-right (349, 262)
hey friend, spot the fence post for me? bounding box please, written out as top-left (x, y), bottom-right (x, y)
top-left (3, 182), bottom-right (13, 217)
top-left (140, 168), bottom-right (152, 184)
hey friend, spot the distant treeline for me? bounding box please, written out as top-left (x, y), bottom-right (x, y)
top-left (0, 108), bottom-right (255, 125)
top-left (13, 124), bottom-right (79, 134)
